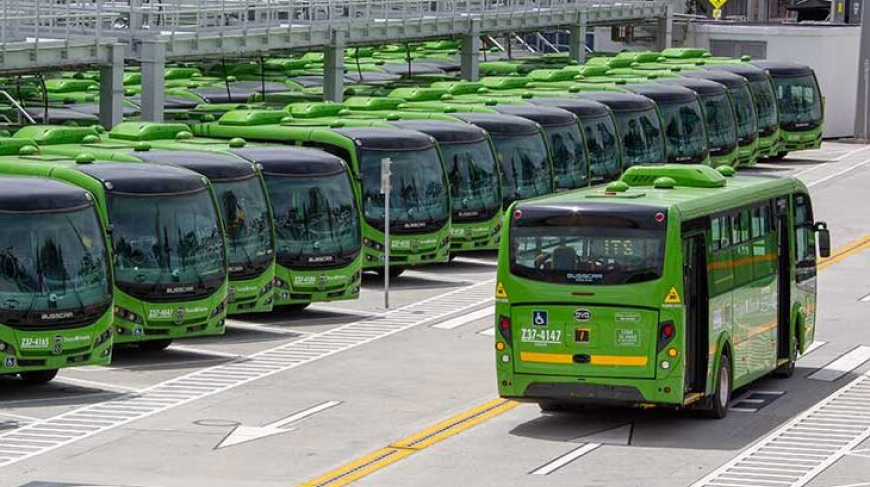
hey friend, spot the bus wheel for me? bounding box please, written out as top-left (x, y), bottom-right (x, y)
top-left (376, 267), bottom-right (405, 278)
top-left (138, 339), bottom-right (173, 352)
top-left (279, 303), bottom-right (310, 312)
top-left (704, 354), bottom-right (731, 419)
top-left (538, 401), bottom-right (566, 413)
top-left (774, 338), bottom-right (799, 379)
top-left (19, 369), bottom-right (59, 384)
top-left (769, 152), bottom-right (788, 161)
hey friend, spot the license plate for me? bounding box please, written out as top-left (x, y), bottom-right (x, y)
top-left (575, 328), bottom-right (590, 343)
top-left (521, 328), bottom-right (562, 344)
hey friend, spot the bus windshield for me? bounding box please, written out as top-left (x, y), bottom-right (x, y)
top-left (440, 140), bottom-right (501, 223)
top-left (266, 172), bottom-right (361, 269)
top-left (581, 114), bottom-right (622, 184)
top-left (212, 176), bottom-right (274, 280)
top-left (545, 124), bottom-right (588, 190)
top-left (730, 87), bottom-right (758, 144)
top-left (360, 147), bottom-right (450, 233)
top-left (701, 93), bottom-right (738, 155)
top-left (491, 134), bottom-right (552, 206)
top-left (659, 101), bottom-right (708, 163)
top-left (0, 207), bottom-right (111, 327)
top-left (750, 79), bottom-right (779, 134)
top-left (509, 209), bottom-right (666, 285)
top-left (109, 190), bottom-right (226, 301)
top-left (772, 75), bottom-right (823, 130)
top-left (615, 109), bottom-right (666, 167)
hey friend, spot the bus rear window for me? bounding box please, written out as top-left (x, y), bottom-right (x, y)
top-left (509, 211), bottom-right (666, 285)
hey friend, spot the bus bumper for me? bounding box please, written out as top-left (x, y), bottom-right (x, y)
top-left (499, 374), bottom-right (685, 407)
top-left (0, 317), bottom-right (114, 373)
top-left (737, 144), bottom-right (760, 167)
top-left (273, 265), bottom-right (362, 306)
top-left (362, 231), bottom-right (451, 269)
top-left (781, 130), bottom-right (822, 152)
top-left (112, 287), bottom-right (228, 344)
top-left (758, 134), bottom-right (780, 158)
top-left (228, 271), bottom-right (276, 315)
top-left (450, 222), bottom-right (501, 252)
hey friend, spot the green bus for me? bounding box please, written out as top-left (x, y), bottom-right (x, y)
top-left (578, 92), bottom-right (668, 168)
top-left (231, 146), bottom-right (362, 308)
top-left (752, 61), bottom-right (824, 159)
top-left (495, 164), bottom-right (829, 418)
top-left (0, 172), bottom-right (114, 383)
top-left (195, 118), bottom-right (451, 274)
top-left (708, 64), bottom-right (780, 161)
top-left (657, 77), bottom-right (740, 168)
top-left (529, 98), bottom-right (624, 184)
top-left (0, 145), bottom-right (229, 350)
top-left (684, 70), bottom-right (760, 167)
top-left (624, 84), bottom-right (710, 165)
top-left (13, 125), bottom-right (277, 316)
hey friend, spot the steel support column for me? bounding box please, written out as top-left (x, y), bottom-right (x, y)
top-left (569, 12), bottom-right (588, 64)
top-left (98, 43), bottom-right (125, 129)
top-left (461, 19), bottom-right (481, 81)
top-left (854, 0), bottom-right (870, 138)
top-left (657, 5), bottom-right (674, 51)
top-left (140, 40), bottom-right (167, 122)
top-left (323, 30), bottom-right (346, 103)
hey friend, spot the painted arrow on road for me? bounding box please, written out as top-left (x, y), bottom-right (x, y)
top-left (216, 400), bottom-right (341, 449)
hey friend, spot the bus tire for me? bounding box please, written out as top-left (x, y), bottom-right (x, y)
top-left (774, 336), bottom-right (799, 379)
top-left (19, 369), bottom-right (59, 384)
top-left (538, 401), bottom-right (566, 413)
top-left (279, 303), bottom-right (310, 312)
top-left (138, 339), bottom-right (173, 352)
top-left (704, 354), bottom-right (731, 419)
top-left (769, 152), bottom-right (788, 161)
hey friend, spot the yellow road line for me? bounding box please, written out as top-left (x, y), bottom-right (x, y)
top-left (300, 234), bottom-right (870, 487)
top-left (818, 234), bottom-right (870, 270)
top-left (297, 398), bottom-right (517, 487)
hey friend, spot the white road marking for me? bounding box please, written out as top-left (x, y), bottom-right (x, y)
top-left (307, 305), bottom-right (385, 318)
top-left (860, 294), bottom-right (870, 302)
top-left (431, 307), bottom-right (494, 330)
top-left (801, 341), bottom-right (828, 357)
top-left (808, 346), bottom-right (870, 381)
top-left (691, 371), bottom-right (870, 487)
top-left (530, 443), bottom-right (601, 475)
top-left (0, 280), bottom-right (495, 467)
top-left (52, 376), bottom-right (143, 394)
top-left (216, 400), bottom-right (341, 449)
top-left (479, 328), bottom-right (495, 336)
top-left (795, 146), bottom-right (870, 178)
top-left (451, 257), bottom-right (498, 267)
top-left (225, 320), bottom-right (312, 335)
top-left (168, 345), bottom-right (242, 360)
top-left (0, 411), bottom-right (39, 422)
top-left (807, 154), bottom-right (870, 188)
top-left (401, 270), bottom-right (471, 284)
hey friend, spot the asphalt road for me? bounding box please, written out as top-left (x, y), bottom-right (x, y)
top-left (2, 142), bottom-right (869, 487)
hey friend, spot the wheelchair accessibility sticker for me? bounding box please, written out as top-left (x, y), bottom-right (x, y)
top-left (532, 310), bottom-right (548, 327)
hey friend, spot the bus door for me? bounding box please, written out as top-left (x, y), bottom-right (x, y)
top-left (682, 228), bottom-right (709, 393)
top-left (775, 196), bottom-right (791, 360)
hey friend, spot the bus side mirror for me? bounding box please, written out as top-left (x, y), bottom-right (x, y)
top-left (105, 224), bottom-right (114, 235)
top-left (815, 221), bottom-right (830, 258)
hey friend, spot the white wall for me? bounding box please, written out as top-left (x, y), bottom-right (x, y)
top-left (686, 25), bottom-right (859, 138)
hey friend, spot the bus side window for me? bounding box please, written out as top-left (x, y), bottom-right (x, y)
top-left (733, 211), bottom-right (753, 287)
top-left (708, 215), bottom-right (734, 296)
top-left (793, 193), bottom-right (817, 283)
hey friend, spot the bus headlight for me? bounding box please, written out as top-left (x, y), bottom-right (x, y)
top-left (0, 341), bottom-right (15, 354)
top-left (95, 328), bottom-right (113, 345)
top-left (273, 278), bottom-right (288, 289)
top-left (114, 306), bottom-right (143, 324)
top-left (364, 238), bottom-right (384, 251)
top-left (210, 299), bottom-right (227, 318)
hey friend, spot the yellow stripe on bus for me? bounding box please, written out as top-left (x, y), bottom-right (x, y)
top-left (520, 352), bottom-right (648, 367)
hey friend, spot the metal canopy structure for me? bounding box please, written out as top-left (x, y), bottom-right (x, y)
top-left (0, 0), bottom-right (672, 123)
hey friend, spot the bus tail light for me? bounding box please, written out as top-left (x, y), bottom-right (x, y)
top-left (498, 315), bottom-right (512, 344)
top-left (657, 320), bottom-right (676, 353)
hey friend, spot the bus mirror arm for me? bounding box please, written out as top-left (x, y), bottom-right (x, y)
top-left (815, 221), bottom-right (830, 258)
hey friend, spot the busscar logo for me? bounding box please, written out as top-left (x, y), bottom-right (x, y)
top-left (41, 311), bottom-right (74, 321)
top-left (573, 309), bottom-right (592, 322)
top-left (308, 255), bottom-right (334, 263)
top-left (166, 286), bottom-right (195, 294)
